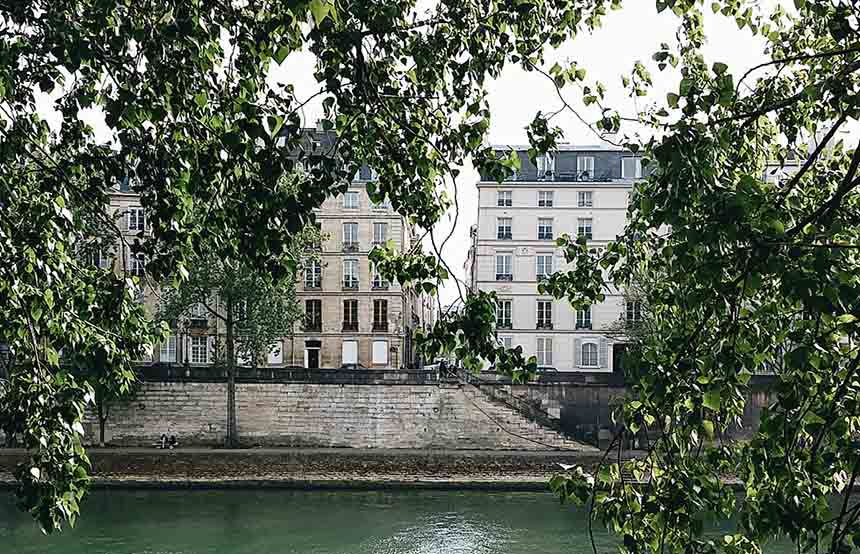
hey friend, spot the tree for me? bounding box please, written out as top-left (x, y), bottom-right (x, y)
top-left (157, 225), bottom-right (317, 448)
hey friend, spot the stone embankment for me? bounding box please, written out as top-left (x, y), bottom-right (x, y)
top-left (0, 448), bottom-right (608, 490)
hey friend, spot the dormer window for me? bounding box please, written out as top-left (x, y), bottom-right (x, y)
top-left (537, 153), bottom-right (555, 181)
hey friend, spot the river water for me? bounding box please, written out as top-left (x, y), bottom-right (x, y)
top-left (0, 490), bottom-right (793, 554)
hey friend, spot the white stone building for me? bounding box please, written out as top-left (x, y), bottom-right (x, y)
top-left (467, 144), bottom-right (644, 372)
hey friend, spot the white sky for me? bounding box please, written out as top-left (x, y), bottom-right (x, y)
top-left (39, 2), bottom-right (789, 307)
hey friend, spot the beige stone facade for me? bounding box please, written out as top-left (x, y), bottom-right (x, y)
top-left (106, 171), bottom-right (434, 370)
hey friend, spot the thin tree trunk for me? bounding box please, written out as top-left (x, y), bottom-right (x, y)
top-left (97, 399), bottom-right (106, 447)
top-left (225, 304), bottom-right (237, 448)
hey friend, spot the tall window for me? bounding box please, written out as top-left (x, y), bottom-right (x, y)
top-left (538, 218), bottom-right (553, 240)
top-left (343, 300), bottom-right (359, 331)
top-left (576, 306), bottom-right (592, 329)
top-left (343, 191), bottom-right (359, 209)
top-left (495, 253), bottom-right (512, 281)
top-left (497, 190), bottom-right (512, 207)
top-left (536, 254), bottom-right (553, 280)
top-left (188, 303), bottom-right (208, 327)
top-left (577, 191), bottom-right (593, 208)
top-left (127, 207), bottom-right (146, 231)
top-left (577, 218), bottom-right (593, 240)
top-left (373, 299), bottom-right (388, 331)
top-left (538, 191), bottom-right (554, 207)
top-left (537, 337), bottom-right (553, 367)
top-left (373, 222), bottom-right (388, 245)
top-left (304, 259), bottom-right (321, 288)
top-left (622, 157), bottom-right (642, 179)
top-left (537, 300), bottom-right (553, 329)
top-left (581, 342), bottom-right (599, 367)
top-left (537, 152), bottom-right (555, 179)
top-left (577, 156), bottom-right (595, 180)
top-left (305, 299), bottom-right (322, 331)
top-left (372, 266), bottom-right (389, 289)
top-left (343, 259), bottom-right (359, 288)
top-left (496, 300), bottom-right (512, 329)
top-left (372, 340), bottom-right (388, 364)
top-left (343, 222), bottom-right (359, 250)
top-left (190, 336), bottom-right (208, 364)
top-left (128, 252), bottom-right (145, 277)
top-left (160, 335), bottom-right (177, 363)
top-left (626, 300), bottom-right (642, 323)
top-left (497, 217), bottom-right (512, 240)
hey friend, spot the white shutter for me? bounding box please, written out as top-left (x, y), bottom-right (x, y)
top-left (599, 337), bottom-right (609, 369)
top-left (342, 340), bottom-right (358, 364)
top-left (372, 340), bottom-right (388, 365)
top-left (574, 338), bottom-right (582, 368)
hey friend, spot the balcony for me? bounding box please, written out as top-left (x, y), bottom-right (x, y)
top-left (537, 322), bottom-right (554, 330)
top-left (495, 274), bottom-right (513, 281)
top-left (371, 241), bottom-right (386, 248)
top-left (304, 281), bottom-right (322, 290)
top-left (343, 321), bottom-right (359, 331)
top-left (342, 280), bottom-right (359, 290)
top-left (373, 322), bottom-right (389, 332)
top-left (342, 242), bottom-right (359, 252)
top-left (538, 232), bottom-right (553, 240)
top-left (575, 322), bottom-right (592, 330)
top-left (304, 320), bottom-right (322, 332)
top-left (497, 321), bottom-right (512, 329)
top-left (372, 282), bottom-right (390, 290)
top-left (578, 232), bottom-right (593, 240)
top-left (497, 232), bottom-right (513, 240)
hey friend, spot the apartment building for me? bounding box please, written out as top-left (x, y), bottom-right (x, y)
top-left (466, 144), bottom-right (644, 372)
top-left (106, 134), bottom-right (434, 370)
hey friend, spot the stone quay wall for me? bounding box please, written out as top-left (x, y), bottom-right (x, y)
top-left (83, 382), bottom-right (582, 450)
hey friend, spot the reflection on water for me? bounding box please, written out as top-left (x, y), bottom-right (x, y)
top-left (0, 489), bottom-right (790, 554)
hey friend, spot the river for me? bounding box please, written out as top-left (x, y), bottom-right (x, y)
top-left (0, 489), bottom-right (793, 554)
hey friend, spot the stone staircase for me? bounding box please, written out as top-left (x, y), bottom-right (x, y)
top-left (460, 383), bottom-right (597, 452)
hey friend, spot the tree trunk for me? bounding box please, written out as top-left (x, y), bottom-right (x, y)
top-left (225, 304), bottom-right (238, 448)
top-left (96, 389), bottom-right (107, 447)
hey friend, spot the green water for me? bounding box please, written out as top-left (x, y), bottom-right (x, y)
top-left (0, 490), bottom-right (790, 554)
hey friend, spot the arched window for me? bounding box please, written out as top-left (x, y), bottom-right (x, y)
top-left (582, 342), bottom-right (599, 368)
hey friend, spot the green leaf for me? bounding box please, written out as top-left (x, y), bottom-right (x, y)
top-left (666, 93), bottom-right (679, 108)
top-left (712, 62), bottom-right (728, 75)
top-left (703, 389), bottom-right (721, 412)
top-left (309, 0), bottom-right (334, 24)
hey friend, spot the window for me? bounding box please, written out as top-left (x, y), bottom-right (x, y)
top-left (343, 191), bottom-right (359, 209)
top-left (626, 300), bottom-right (642, 323)
top-left (496, 300), bottom-right (512, 329)
top-left (497, 217), bottom-right (512, 240)
top-left (576, 306), bottom-right (592, 329)
top-left (372, 266), bottom-right (389, 289)
top-left (622, 157), bottom-right (642, 179)
top-left (581, 342), bottom-right (599, 368)
top-left (578, 191), bottom-right (593, 208)
top-left (577, 156), bottom-right (595, 180)
top-left (538, 218), bottom-right (553, 240)
top-left (305, 299), bottom-right (322, 331)
top-left (128, 252), bottom-right (145, 277)
top-left (500, 336), bottom-right (513, 349)
top-left (127, 207), bottom-right (145, 232)
top-left (343, 300), bottom-right (359, 331)
top-left (342, 340), bottom-right (358, 365)
top-left (304, 259), bottom-right (322, 288)
top-left (190, 336), bottom-right (208, 364)
top-left (536, 254), bottom-right (553, 280)
top-left (371, 197), bottom-right (391, 210)
top-left (160, 335), bottom-right (177, 363)
top-left (495, 253), bottom-right (512, 281)
top-left (372, 340), bottom-right (388, 365)
top-left (343, 259), bottom-right (359, 289)
top-left (373, 299), bottom-right (388, 331)
top-left (353, 167), bottom-right (362, 181)
top-left (577, 218), bottom-right (593, 240)
top-left (372, 222), bottom-right (388, 246)
top-left (189, 303), bottom-right (208, 327)
top-left (537, 300), bottom-right (553, 329)
top-left (538, 191), bottom-right (554, 207)
top-left (497, 190), bottom-right (512, 207)
top-left (537, 152), bottom-right (555, 179)
top-left (537, 337), bottom-right (553, 367)
top-left (343, 222), bottom-right (359, 251)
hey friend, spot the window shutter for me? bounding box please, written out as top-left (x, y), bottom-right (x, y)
top-left (574, 338), bottom-right (582, 368)
top-left (207, 335), bottom-right (215, 364)
top-left (599, 337), bottom-right (609, 369)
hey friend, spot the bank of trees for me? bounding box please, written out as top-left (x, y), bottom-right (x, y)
top-left (2, 0), bottom-right (860, 551)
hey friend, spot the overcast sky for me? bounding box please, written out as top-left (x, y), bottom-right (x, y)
top-left (40, 1), bottom-right (788, 307)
